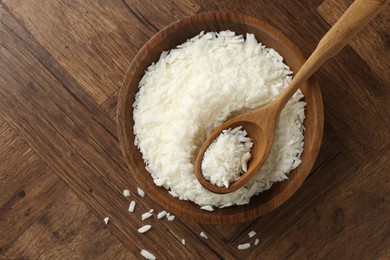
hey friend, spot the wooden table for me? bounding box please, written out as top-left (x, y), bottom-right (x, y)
top-left (1, 0), bottom-right (389, 259)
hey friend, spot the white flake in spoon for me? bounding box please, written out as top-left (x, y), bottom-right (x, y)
top-left (201, 126), bottom-right (252, 188)
top-left (140, 249), bottom-right (156, 260)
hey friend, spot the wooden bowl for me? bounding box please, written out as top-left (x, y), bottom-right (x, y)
top-left (118, 12), bottom-right (323, 224)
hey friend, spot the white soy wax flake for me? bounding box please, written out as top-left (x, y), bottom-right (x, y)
top-left (181, 239), bottom-right (186, 246)
top-left (103, 217), bottom-right (109, 225)
top-left (140, 249), bottom-right (156, 260)
top-left (200, 205), bottom-right (214, 212)
top-left (167, 215), bottom-right (175, 221)
top-left (238, 243), bottom-right (251, 250)
top-left (200, 232), bottom-right (208, 239)
top-left (123, 189), bottom-right (130, 197)
top-left (248, 230), bottom-right (256, 238)
top-left (142, 212), bottom-right (153, 221)
top-left (254, 238), bottom-right (259, 245)
top-left (137, 187), bottom-right (145, 197)
top-left (219, 202), bottom-right (233, 208)
top-left (157, 211), bottom-right (167, 219)
top-left (128, 201), bottom-right (136, 212)
top-left (138, 225), bottom-right (152, 234)
top-left (201, 126), bottom-right (253, 188)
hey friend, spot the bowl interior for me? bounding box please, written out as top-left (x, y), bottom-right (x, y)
top-left (118, 12), bottom-right (323, 224)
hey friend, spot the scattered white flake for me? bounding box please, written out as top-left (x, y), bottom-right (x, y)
top-left (137, 187), bottom-right (145, 197)
top-left (123, 189), bottom-right (130, 197)
top-left (140, 249), bottom-right (156, 260)
top-left (200, 205), bottom-right (214, 212)
top-left (103, 217), bottom-right (109, 225)
top-left (157, 211), bottom-right (167, 219)
top-left (142, 212), bottom-right (153, 221)
top-left (248, 231), bottom-right (256, 238)
top-left (167, 215), bottom-right (175, 221)
top-left (238, 243), bottom-right (251, 250)
top-left (254, 238), bottom-right (259, 245)
top-left (166, 212), bottom-right (171, 218)
top-left (181, 239), bottom-right (186, 246)
top-left (138, 225), bottom-right (152, 234)
top-left (129, 200), bottom-right (136, 212)
top-left (200, 232), bottom-right (208, 239)
top-left (149, 209), bottom-right (154, 213)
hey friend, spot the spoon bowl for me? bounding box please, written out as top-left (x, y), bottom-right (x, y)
top-left (195, 109), bottom-right (277, 194)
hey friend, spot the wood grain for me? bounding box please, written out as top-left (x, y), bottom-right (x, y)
top-left (3, 0), bottom-right (149, 104)
top-left (1, 0), bottom-right (389, 258)
top-left (0, 119), bottom-right (67, 254)
top-left (0, 118), bottom-right (137, 258)
top-left (123, 0), bottom-right (201, 30)
top-left (318, 0), bottom-right (390, 87)
top-left (3, 189), bottom-right (138, 259)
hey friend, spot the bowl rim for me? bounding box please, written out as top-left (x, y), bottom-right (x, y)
top-left (117, 11), bottom-right (324, 224)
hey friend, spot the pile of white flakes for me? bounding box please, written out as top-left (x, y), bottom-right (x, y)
top-left (133, 30), bottom-right (306, 208)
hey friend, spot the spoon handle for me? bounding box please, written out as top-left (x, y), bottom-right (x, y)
top-left (277, 0), bottom-right (389, 108)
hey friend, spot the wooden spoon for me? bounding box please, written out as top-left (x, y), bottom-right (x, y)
top-left (195, 0), bottom-right (389, 194)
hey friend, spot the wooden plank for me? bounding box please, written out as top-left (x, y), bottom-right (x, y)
top-left (101, 89), bottom-right (119, 123)
top-left (3, 189), bottom-right (137, 259)
top-left (123, 0), bottom-right (201, 30)
top-left (317, 0), bottom-right (390, 87)
top-left (0, 119), bottom-right (67, 254)
top-left (317, 52), bottom-right (389, 165)
top-left (2, 0), bottom-right (154, 105)
top-left (309, 135), bottom-right (340, 173)
top-left (0, 9), bottom-right (221, 259)
top-left (0, 118), bottom-right (135, 258)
